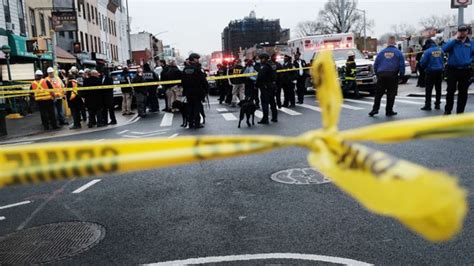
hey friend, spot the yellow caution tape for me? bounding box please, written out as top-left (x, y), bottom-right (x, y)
top-left (0, 51), bottom-right (471, 242)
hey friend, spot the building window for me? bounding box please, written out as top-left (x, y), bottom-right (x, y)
top-left (18, 0), bottom-right (26, 35)
top-left (59, 31), bottom-right (65, 37)
top-left (90, 35), bottom-right (94, 52)
top-left (94, 36), bottom-right (98, 53)
top-left (95, 8), bottom-right (99, 25)
top-left (40, 13), bottom-right (46, 36)
top-left (86, 3), bottom-right (91, 22)
top-left (48, 17), bottom-right (52, 32)
top-left (29, 8), bottom-right (37, 37)
top-left (3, 0), bottom-right (11, 24)
top-left (69, 31), bottom-right (74, 39)
top-left (80, 31), bottom-right (84, 51)
top-left (91, 6), bottom-right (94, 22)
top-left (77, 0), bottom-right (81, 13)
top-left (103, 15), bottom-right (107, 32)
top-left (98, 37), bottom-right (101, 53)
top-left (82, 3), bottom-right (86, 18)
top-left (85, 33), bottom-right (89, 51)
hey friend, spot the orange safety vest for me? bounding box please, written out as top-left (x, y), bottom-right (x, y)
top-left (69, 79), bottom-right (79, 101)
top-left (31, 80), bottom-right (53, 101)
top-left (42, 77), bottom-right (64, 98)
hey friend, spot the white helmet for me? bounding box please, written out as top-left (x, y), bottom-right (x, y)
top-left (78, 69), bottom-right (85, 74)
top-left (70, 66), bottom-right (78, 73)
top-left (35, 70), bottom-right (44, 76)
top-left (347, 51), bottom-right (355, 57)
top-left (47, 67), bottom-right (54, 73)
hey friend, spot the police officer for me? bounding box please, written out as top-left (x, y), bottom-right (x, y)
top-left (442, 25), bottom-right (474, 115)
top-left (419, 39), bottom-right (444, 111)
top-left (294, 52), bottom-right (308, 104)
top-left (256, 53), bottom-right (278, 124)
top-left (281, 54), bottom-right (296, 107)
top-left (270, 53), bottom-right (283, 108)
top-left (181, 53), bottom-right (208, 129)
top-left (143, 63), bottom-right (160, 113)
top-left (369, 36), bottom-right (405, 117)
top-left (132, 67), bottom-right (148, 118)
top-left (344, 51), bottom-right (360, 98)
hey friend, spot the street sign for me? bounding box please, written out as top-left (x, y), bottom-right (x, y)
top-left (52, 11), bottom-right (78, 32)
top-left (451, 0), bottom-right (472, 8)
top-left (26, 38), bottom-right (48, 54)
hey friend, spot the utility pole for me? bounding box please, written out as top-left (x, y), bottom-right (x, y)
top-left (340, 0), bottom-right (346, 32)
top-left (126, 0), bottom-right (133, 63)
top-left (458, 6), bottom-right (464, 26)
top-left (355, 8), bottom-right (367, 51)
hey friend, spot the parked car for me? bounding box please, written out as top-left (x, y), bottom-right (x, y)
top-left (110, 69), bottom-right (137, 108)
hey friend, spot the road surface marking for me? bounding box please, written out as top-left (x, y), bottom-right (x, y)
top-left (344, 99), bottom-right (385, 107)
top-left (216, 108), bottom-right (228, 112)
top-left (92, 139), bottom-right (105, 143)
top-left (130, 129), bottom-right (169, 135)
top-left (397, 96), bottom-right (449, 103)
top-left (279, 107), bottom-right (302, 116)
top-left (0, 141), bottom-right (33, 147)
top-left (146, 253), bottom-right (372, 266)
top-left (72, 179), bottom-right (102, 194)
top-left (168, 133), bottom-right (179, 139)
top-left (122, 132), bottom-right (168, 138)
top-left (299, 104), bottom-right (322, 112)
top-left (255, 110), bottom-right (263, 118)
top-left (117, 130), bottom-right (129, 135)
top-left (317, 100), bottom-right (364, 111)
top-left (160, 113), bottom-right (174, 127)
top-left (0, 201), bottom-right (32, 210)
top-left (366, 97), bottom-right (423, 105)
top-left (0, 216), bottom-right (5, 221)
top-left (222, 113), bottom-right (238, 121)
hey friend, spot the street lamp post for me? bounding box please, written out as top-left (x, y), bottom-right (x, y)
top-left (1, 45), bottom-right (12, 81)
top-left (354, 8), bottom-right (367, 52)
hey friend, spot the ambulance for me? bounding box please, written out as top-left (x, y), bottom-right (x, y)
top-left (288, 33), bottom-right (377, 94)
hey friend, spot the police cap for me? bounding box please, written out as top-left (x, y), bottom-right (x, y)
top-left (259, 53), bottom-right (270, 60)
top-left (189, 53), bottom-right (200, 60)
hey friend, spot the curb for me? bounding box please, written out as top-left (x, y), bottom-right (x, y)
top-left (0, 114), bottom-right (140, 145)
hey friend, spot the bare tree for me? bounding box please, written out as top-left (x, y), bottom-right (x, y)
top-left (391, 23), bottom-right (418, 38)
top-left (316, 0), bottom-right (371, 33)
top-left (294, 20), bottom-right (329, 37)
top-left (419, 15), bottom-right (457, 31)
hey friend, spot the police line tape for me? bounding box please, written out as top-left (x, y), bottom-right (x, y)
top-left (0, 66), bottom-right (314, 98)
top-left (1, 51), bottom-right (472, 242)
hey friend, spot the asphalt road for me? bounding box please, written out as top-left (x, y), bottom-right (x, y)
top-left (1, 85), bottom-right (473, 265)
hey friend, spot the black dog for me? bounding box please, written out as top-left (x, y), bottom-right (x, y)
top-left (238, 99), bottom-right (257, 128)
top-left (172, 100), bottom-right (206, 128)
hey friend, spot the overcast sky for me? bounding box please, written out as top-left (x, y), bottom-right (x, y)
top-left (128, 0), bottom-right (473, 56)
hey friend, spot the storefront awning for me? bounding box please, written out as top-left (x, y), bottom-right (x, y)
top-left (7, 34), bottom-right (53, 60)
top-left (56, 46), bottom-right (77, 64)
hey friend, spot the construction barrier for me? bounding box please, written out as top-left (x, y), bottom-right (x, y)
top-left (0, 51), bottom-right (472, 242)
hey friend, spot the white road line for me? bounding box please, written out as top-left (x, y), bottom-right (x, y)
top-left (279, 107), bottom-right (302, 116)
top-left (0, 200), bottom-right (32, 210)
top-left (344, 99), bottom-right (385, 107)
top-left (122, 132), bottom-right (168, 138)
top-left (92, 139), bottom-right (105, 143)
top-left (117, 130), bottom-right (129, 135)
top-left (0, 141), bottom-right (33, 147)
top-left (366, 97), bottom-right (423, 105)
top-left (255, 110), bottom-right (263, 118)
top-left (317, 100), bottom-right (364, 111)
top-left (146, 253), bottom-right (372, 266)
top-left (168, 133), bottom-right (179, 139)
top-left (72, 179), bottom-right (102, 194)
top-left (216, 108), bottom-right (228, 112)
top-left (130, 129), bottom-right (169, 135)
top-left (160, 113), bottom-right (174, 127)
top-left (299, 104), bottom-right (322, 112)
top-left (0, 216), bottom-right (5, 221)
top-left (222, 113), bottom-right (238, 121)
top-left (397, 96), bottom-right (448, 103)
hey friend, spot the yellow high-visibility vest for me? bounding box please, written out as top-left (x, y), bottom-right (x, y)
top-left (31, 80), bottom-right (53, 101)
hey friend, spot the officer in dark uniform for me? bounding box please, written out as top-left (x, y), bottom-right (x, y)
top-left (182, 53), bottom-right (208, 129)
top-left (270, 53), bottom-right (283, 108)
top-left (256, 53), bottom-right (278, 124)
top-left (143, 63), bottom-right (160, 113)
top-left (369, 36), bottom-right (405, 117)
top-left (281, 54), bottom-right (296, 107)
top-left (442, 25), bottom-right (474, 115)
top-left (419, 39), bottom-right (444, 111)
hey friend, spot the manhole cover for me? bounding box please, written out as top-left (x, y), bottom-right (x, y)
top-left (0, 222), bottom-right (105, 264)
top-left (271, 168), bottom-right (331, 185)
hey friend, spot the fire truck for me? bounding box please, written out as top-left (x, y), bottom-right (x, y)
top-left (288, 33), bottom-right (377, 94)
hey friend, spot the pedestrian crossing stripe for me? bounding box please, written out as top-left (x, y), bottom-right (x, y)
top-left (221, 113), bottom-right (238, 121)
top-left (279, 107), bottom-right (302, 116)
top-left (160, 113), bottom-right (173, 127)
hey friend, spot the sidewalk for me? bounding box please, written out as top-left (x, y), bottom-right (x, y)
top-left (398, 78), bottom-right (474, 97)
top-left (0, 110), bottom-right (138, 144)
